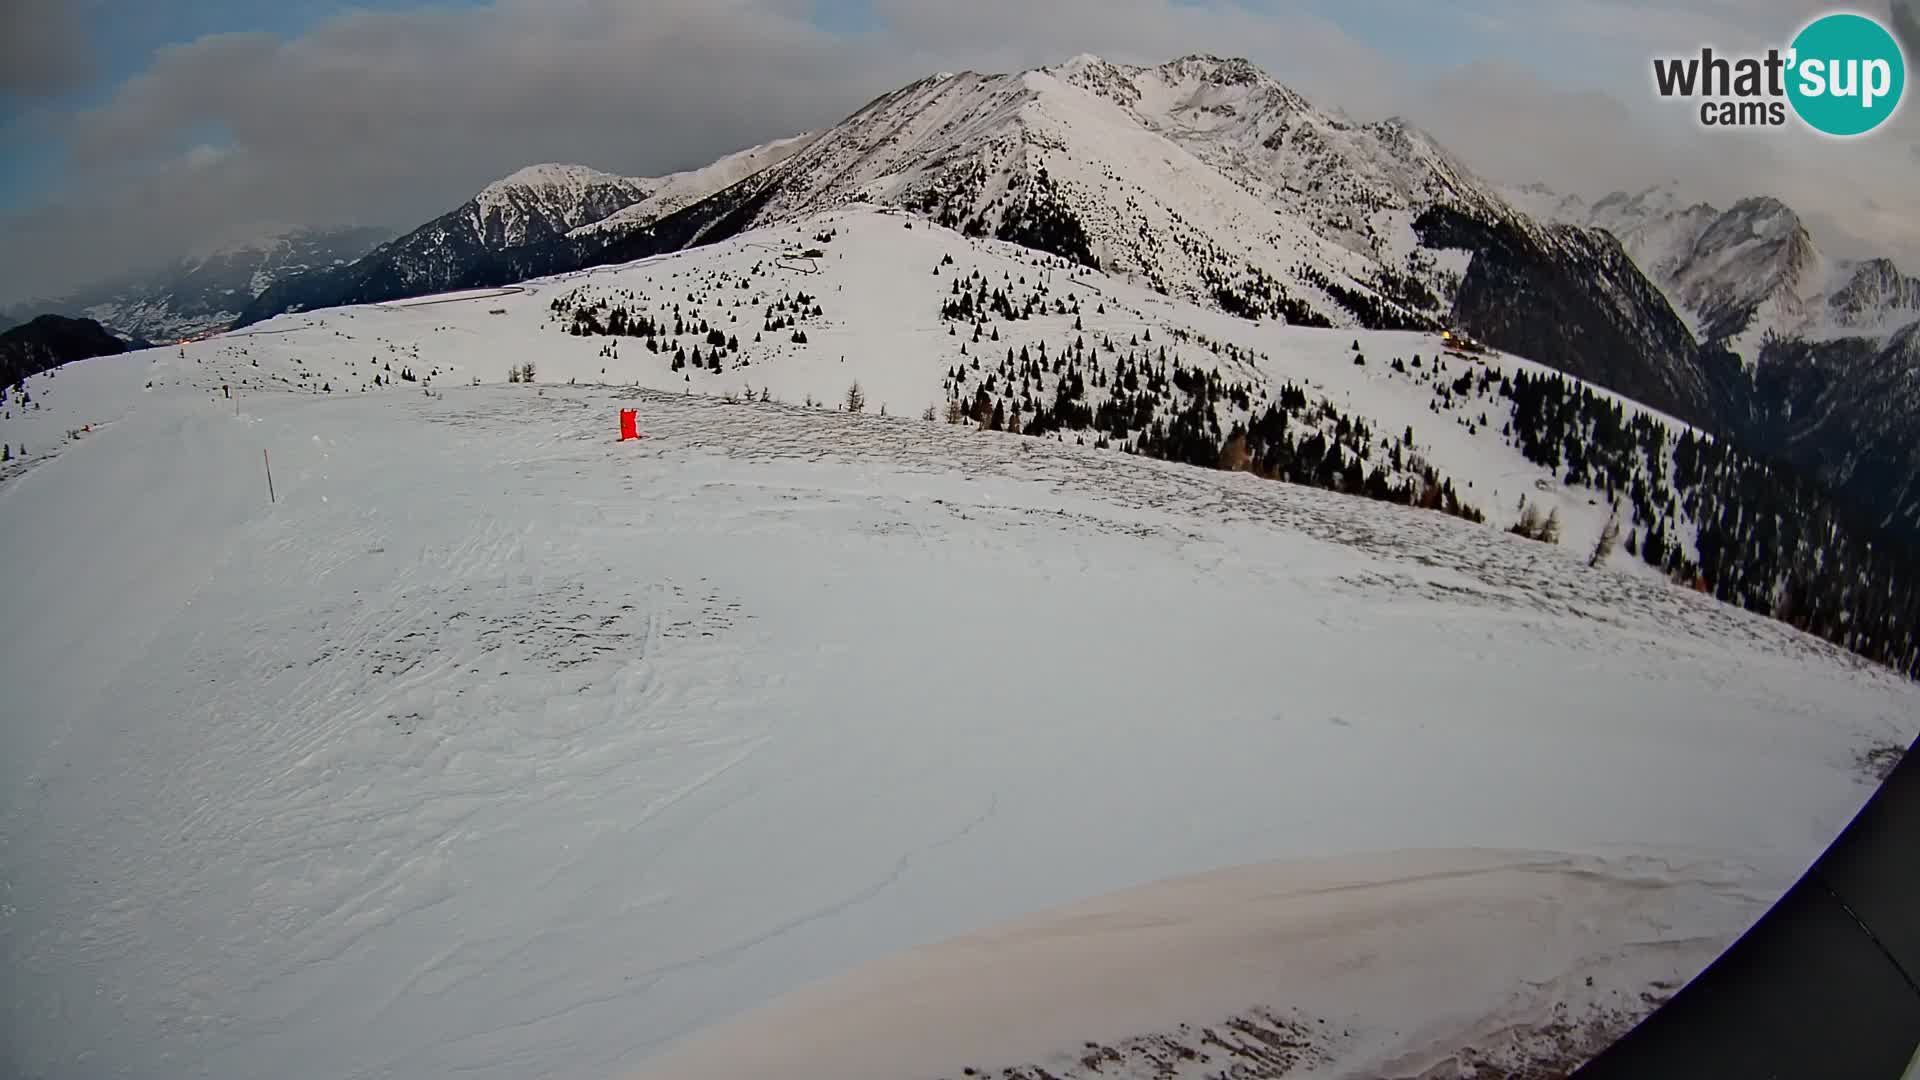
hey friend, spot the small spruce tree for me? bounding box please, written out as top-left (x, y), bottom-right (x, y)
top-left (1589, 508), bottom-right (1622, 567)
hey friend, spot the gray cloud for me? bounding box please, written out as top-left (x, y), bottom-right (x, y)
top-left (1409, 59), bottom-right (1680, 199)
top-left (4, 0), bottom-right (911, 302)
top-left (0, 0), bottom-right (97, 97)
top-left (3, 0), bottom-right (1918, 306)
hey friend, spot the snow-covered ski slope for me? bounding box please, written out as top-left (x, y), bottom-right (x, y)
top-left (3, 208), bottom-right (1917, 1080)
top-left (636, 849), bottom-right (1785, 1080)
top-left (162, 206), bottom-right (1708, 569)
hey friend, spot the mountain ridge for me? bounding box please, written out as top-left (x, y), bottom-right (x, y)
top-left (1507, 179), bottom-right (1920, 539)
top-left (1509, 180), bottom-right (1920, 357)
top-left (0, 314), bottom-right (133, 390)
top-left (240, 52), bottom-right (1728, 439)
top-left (1, 225), bottom-right (392, 343)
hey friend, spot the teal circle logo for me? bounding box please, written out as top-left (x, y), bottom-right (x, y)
top-left (1787, 12), bottom-right (1907, 136)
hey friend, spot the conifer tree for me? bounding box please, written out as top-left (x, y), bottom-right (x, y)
top-left (1589, 508), bottom-right (1622, 567)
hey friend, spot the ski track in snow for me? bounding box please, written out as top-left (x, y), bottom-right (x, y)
top-left (1, 377), bottom-right (1915, 1080)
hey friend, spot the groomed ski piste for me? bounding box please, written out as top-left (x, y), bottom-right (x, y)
top-left (3, 206), bottom-right (1917, 1080)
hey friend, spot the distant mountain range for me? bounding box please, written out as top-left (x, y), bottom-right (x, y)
top-left (1505, 181), bottom-right (1920, 362)
top-left (1506, 181), bottom-right (1920, 540)
top-left (239, 146), bottom-right (814, 324)
top-left (1, 225), bottom-right (392, 343)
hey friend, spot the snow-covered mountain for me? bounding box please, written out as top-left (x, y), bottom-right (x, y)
top-left (568, 133), bottom-right (819, 241)
top-left (604, 56), bottom-right (1718, 430)
top-left (240, 164), bottom-right (661, 319)
top-left (1827, 257), bottom-right (1920, 335)
top-left (1593, 190), bottom-right (1826, 359)
top-left (604, 54), bottom-right (1506, 327)
top-left (1510, 180), bottom-right (1920, 540)
top-left (1512, 181), bottom-right (1920, 360)
top-left (469, 164), bottom-right (659, 246)
top-left (239, 56), bottom-right (1713, 435)
top-left (0, 225), bottom-right (391, 343)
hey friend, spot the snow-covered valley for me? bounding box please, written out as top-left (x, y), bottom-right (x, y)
top-left (3, 209), bottom-right (1917, 1080)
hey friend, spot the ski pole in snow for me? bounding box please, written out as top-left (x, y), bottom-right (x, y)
top-left (263, 449), bottom-right (276, 504)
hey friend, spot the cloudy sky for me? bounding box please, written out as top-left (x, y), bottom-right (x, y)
top-left (2, 0), bottom-right (1916, 305)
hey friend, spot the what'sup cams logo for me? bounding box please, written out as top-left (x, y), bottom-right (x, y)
top-left (1652, 10), bottom-right (1908, 136)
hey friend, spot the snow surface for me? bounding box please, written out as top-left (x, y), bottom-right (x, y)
top-left (636, 848), bottom-right (1781, 1080)
top-left (3, 208), bottom-right (1917, 1080)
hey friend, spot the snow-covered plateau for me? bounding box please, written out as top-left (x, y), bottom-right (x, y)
top-left (2, 207), bottom-right (1915, 1080)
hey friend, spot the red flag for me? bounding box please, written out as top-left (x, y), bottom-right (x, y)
top-left (619, 409), bottom-right (640, 441)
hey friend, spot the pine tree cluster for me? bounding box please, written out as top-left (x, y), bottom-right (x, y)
top-left (940, 329), bottom-right (1485, 527)
top-left (1501, 367), bottom-right (1920, 677)
top-left (991, 169), bottom-right (1099, 270)
top-left (1294, 264), bottom-right (1436, 331)
top-left (1204, 261), bottom-right (1332, 327)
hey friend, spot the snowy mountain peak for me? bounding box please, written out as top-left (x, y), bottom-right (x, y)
top-left (1525, 182), bottom-right (1841, 357)
top-left (1717, 195), bottom-right (1803, 238)
top-left (1155, 53), bottom-right (1265, 86)
top-left (464, 163), bottom-right (658, 248)
top-left (679, 50), bottom-right (1525, 334)
top-left (1829, 257), bottom-right (1920, 330)
top-left (476, 163), bottom-right (643, 205)
top-left (1653, 195), bottom-right (1821, 352)
top-left (1055, 52), bottom-right (1114, 75)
